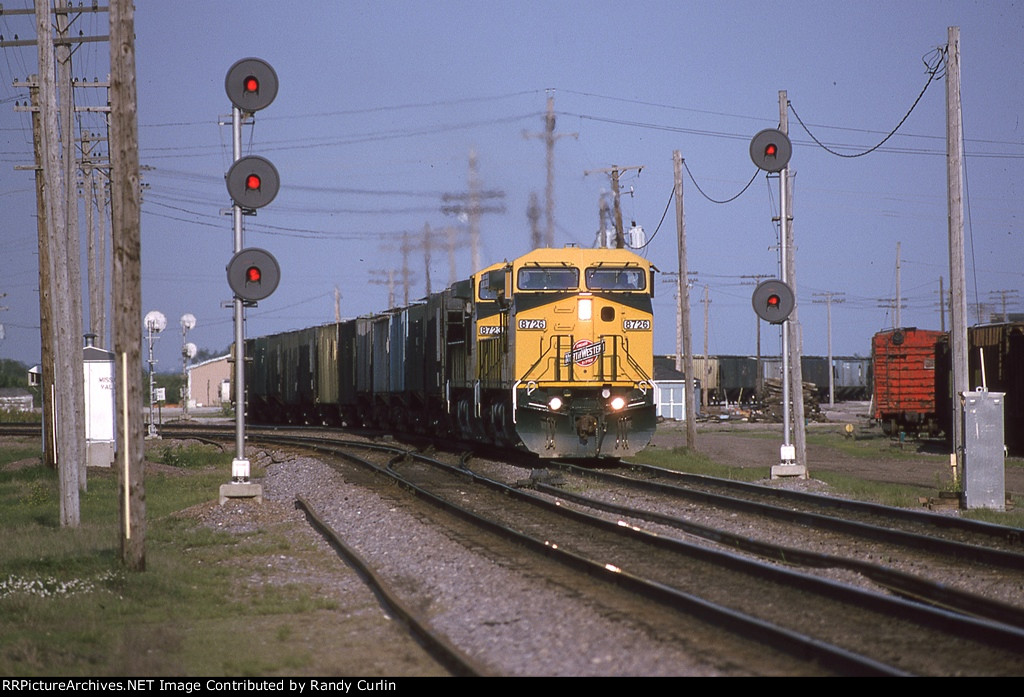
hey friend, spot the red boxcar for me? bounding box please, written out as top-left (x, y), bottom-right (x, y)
top-left (872, 327), bottom-right (944, 436)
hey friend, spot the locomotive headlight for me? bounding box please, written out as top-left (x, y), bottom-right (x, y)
top-left (548, 396), bottom-right (563, 411)
top-left (609, 396), bottom-right (626, 411)
top-left (578, 298), bottom-right (592, 321)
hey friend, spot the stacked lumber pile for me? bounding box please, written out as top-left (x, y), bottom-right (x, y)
top-left (758, 377), bottom-right (826, 422)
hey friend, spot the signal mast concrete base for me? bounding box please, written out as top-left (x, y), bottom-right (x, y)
top-left (219, 457), bottom-right (263, 505)
top-left (219, 481), bottom-right (263, 505)
top-left (771, 444), bottom-right (808, 479)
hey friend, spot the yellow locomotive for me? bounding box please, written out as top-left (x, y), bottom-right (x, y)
top-left (468, 245), bottom-right (657, 458)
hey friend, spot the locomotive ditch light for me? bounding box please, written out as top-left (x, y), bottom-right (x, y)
top-left (609, 396), bottom-right (626, 411)
top-left (751, 279), bottom-right (795, 324)
top-left (225, 58), bottom-right (279, 112)
top-left (548, 396), bottom-right (563, 411)
top-left (750, 128), bottom-right (792, 172)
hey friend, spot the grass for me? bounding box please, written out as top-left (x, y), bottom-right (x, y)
top-left (0, 437), bottom-right (343, 677)
top-left (631, 446), bottom-right (771, 483)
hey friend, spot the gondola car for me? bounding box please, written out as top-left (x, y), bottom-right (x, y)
top-left (871, 327), bottom-right (944, 435)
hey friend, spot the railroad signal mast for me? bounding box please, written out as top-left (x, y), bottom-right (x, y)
top-left (749, 125), bottom-right (806, 478)
top-left (222, 58), bottom-right (281, 502)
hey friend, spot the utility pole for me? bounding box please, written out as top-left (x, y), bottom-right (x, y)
top-left (54, 2), bottom-right (88, 495)
top-left (988, 290), bottom-right (1019, 321)
top-left (584, 165), bottom-right (643, 248)
top-left (441, 150), bottom-right (505, 273)
top-left (109, 0), bottom-right (146, 569)
top-left (895, 242), bottom-right (902, 328)
top-left (378, 231), bottom-right (421, 305)
top-left (946, 25), bottom-right (968, 475)
top-left (369, 269), bottom-right (397, 309)
top-left (7, 2), bottom-right (109, 486)
top-left (702, 284), bottom-right (710, 410)
top-left (24, 78), bottom-right (57, 470)
top-left (527, 193), bottom-right (542, 249)
top-left (35, 0), bottom-right (85, 525)
top-left (673, 151), bottom-right (696, 449)
top-left (812, 291), bottom-right (846, 406)
top-left (82, 129), bottom-right (111, 347)
top-left (523, 94), bottom-right (576, 247)
top-left (444, 225), bottom-right (459, 287)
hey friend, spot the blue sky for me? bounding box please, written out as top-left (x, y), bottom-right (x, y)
top-left (1, 1), bottom-right (1022, 375)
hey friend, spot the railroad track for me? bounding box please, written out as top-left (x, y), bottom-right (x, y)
top-left (219, 427), bottom-right (1024, 675)
top-left (14, 421), bottom-right (1024, 674)
top-left (521, 459), bottom-right (1024, 626)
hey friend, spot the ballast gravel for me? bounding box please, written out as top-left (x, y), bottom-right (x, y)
top-left (195, 449), bottom-right (803, 677)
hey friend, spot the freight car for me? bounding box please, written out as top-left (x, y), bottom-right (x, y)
top-left (967, 322), bottom-right (1024, 454)
top-left (935, 321), bottom-right (1024, 455)
top-left (245, 245), bottom-right (658, 459)
top-left (871, 327), bottom-right (944, 436)
top-left (833, 357), bottom-right (872, 401)
top-left (757, 355), bottom-right (872, 403)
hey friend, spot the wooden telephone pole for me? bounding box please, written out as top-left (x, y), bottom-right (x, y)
top-left (523, 95), bottom-right (576, 247)
top-left (946, 25), bottom-right (968, 473)
top-left (110, 0), bottom-right (146, 570)
top-left (673, 151), bottom-right (696, 449)
top-left (33, 0), bottom-right (86, 525)
top-left (584, 165), bottom-right (643, 248)
top-left (441, 150), bottom-right (505, 273)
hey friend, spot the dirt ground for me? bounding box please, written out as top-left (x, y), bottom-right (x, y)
top-left (647, 401), bottom-right (1024, 499)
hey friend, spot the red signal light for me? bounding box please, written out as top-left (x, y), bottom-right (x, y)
top-left (246, 266), bottom-right (262, 284)
top-left (767, 294), bottom-right (781, 307)
top-left (764, 143), bottom-right (778, 157)
top-left (245, 173), bottom-right (261, 191)
top-left (244, 75), bottom-right (259, 94)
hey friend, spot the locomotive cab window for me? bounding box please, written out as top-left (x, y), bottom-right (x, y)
top-left (585, 267), bottom-right (646, 291)
top-left (479, 268), bottom-right (506, 300)
top-left (517, 267), bottom-right (579, 291)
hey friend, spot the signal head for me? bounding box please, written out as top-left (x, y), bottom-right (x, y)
top-left (226, 155), bottom-right (280, 209)
top-left (750, 128), bottom-right (792, 172)
top-left (227, 248), bottom-right (280, 302)
top-left (225, 58), bottom-right (278, 112)
top-left (751, 279), bottom-right (795, 324)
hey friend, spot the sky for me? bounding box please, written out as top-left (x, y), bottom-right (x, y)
top-left (1, 1), bottom-right (1022, 377)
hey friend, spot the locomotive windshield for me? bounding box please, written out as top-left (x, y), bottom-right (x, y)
top-left (585, 267), bottom-right (646, 291)
top-left (517, 267), bottom-right (579, 291)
